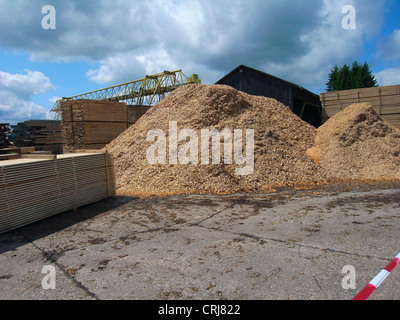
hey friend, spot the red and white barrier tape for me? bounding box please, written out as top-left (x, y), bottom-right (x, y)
top-left (353, 252), bottom-right (400, 300)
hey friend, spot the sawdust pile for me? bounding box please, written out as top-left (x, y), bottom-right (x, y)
top-left (309, 102), bottom-right (400, 180)
top-left (105, 85), bottom-right (400, 196)
top-left (105, 84), bottom-right (328, 195)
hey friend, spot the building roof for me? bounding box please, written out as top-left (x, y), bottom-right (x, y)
top-left (216, 64), bottom-right (318, 98)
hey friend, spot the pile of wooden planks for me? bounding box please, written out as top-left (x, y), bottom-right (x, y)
top-left (11, 120), bottom-right (63, 154)
top-left (0, 123), bottom-right (11, 149)
top-left (61, 99), bottom-right (129, 152)
top-left (0, 151), bottom-right (115, 234)
top-left (320, 85), bottom-right (400, 128)
top-left (0, 147), bottom-right (37, 161)
top-left (127, 105), bottom-right (152, 125)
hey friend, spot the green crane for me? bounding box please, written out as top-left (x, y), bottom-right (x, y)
top-left (51, 70), bottom-right (200, 119)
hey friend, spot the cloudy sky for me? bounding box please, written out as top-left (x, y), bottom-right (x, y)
top-left (0, 0), bottom-right (399, 124)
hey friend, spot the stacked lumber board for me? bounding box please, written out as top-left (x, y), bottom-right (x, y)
top-left (320, 85), bottom-right (400, 128)
top-left (127, 105), bottom-right (152, 125)
top-left (11, 120), bottom-right (63, 154)
top-left (0, 123), bottom-right (11, 149)
top-left (61, 99), bottom-right (129, 152)
top-left (0, 151), bottom-right (115, 234)
top-left (0, 147), bottom-right (38, 161)
top-left (25, 120), bottom-right (63, 144)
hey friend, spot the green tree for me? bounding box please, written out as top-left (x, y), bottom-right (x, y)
top-left (326, 65), bottom-right (339, 92)
top-left (326, 61), bottom-right (378, 91)
top-left (337, 64), bottom-right (352, 91)
top-left (360, 63), bottom-right (378, 88)
top-left (351, 61), bottom-right (363, 88)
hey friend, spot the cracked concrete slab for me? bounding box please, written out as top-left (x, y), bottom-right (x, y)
top-left (0, 181), bottom-right (399, 300)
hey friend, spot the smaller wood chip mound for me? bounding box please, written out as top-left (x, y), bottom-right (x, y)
top-left (310, 102), bottom-right (400, 180)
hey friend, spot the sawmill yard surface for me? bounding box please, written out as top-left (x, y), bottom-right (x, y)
top-left (1, 84), bottom-right (400, 302)
top-left (0, 181), bottom-right (399, 300)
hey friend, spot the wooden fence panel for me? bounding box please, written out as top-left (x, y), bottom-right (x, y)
top-left (320, 85), bottom-right (400, 128)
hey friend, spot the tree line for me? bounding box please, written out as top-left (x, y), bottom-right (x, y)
top-left (326, 61), bottom-right (378, 91)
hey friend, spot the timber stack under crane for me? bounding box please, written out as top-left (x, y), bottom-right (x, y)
top-left (51, 69), bottom-right (201, 119)
top-left (57, 70), bottom-right (201, 152)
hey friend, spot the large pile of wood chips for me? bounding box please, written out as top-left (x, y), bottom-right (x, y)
top-left (105, 84), bottom-right (400, 196)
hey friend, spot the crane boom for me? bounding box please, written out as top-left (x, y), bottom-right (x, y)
top-left (51, 69), bottom-right (200, 118)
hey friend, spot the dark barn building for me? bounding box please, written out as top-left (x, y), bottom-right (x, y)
top-left (215, 65), bottom-right (322, 127)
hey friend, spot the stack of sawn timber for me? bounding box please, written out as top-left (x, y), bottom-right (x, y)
top-left (127, 105), bottom-right (152, 125)
top-left (0, 123), bottom-right (11, 149)
top-left (0, 152), bottom-right (115, 234)
top-left (61, 99), bottom-right (129, 152)
top-left (11, 120), bottom-right (63, 154)
top-left (320, 85), bottom-right (400, 128)
top-left (24, 120), bottom-right (63, 145)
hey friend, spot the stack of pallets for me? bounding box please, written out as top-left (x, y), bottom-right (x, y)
top-left (0, 151), bottom-right (115, 234)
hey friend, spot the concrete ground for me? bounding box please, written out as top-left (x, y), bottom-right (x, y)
top-left (0, 181), bottom-right (399, 301)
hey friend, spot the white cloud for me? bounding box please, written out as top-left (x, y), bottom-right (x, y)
top-left (0, 70), bottom-right (54, 123)
top-left (82, 0), bottom-right (386, 92)
top-left (260, 0), bottom-right (385, 92)
top-left (0, 0), bottom-right (389, 94)
top-left (375, 67), bottom-right (400, 86)
top-left (0, 0), bottom-right (157, 62)
top-left (0, 69), bottom-right (54, 97)
top-left (82, 0), bottom-right (325, 85)
top-left (379, 29), bottom-right (400, 60)
top-left (86, 47), bottom-right (177, 84)
top-left (48, 96), bottom-right (62, 103)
